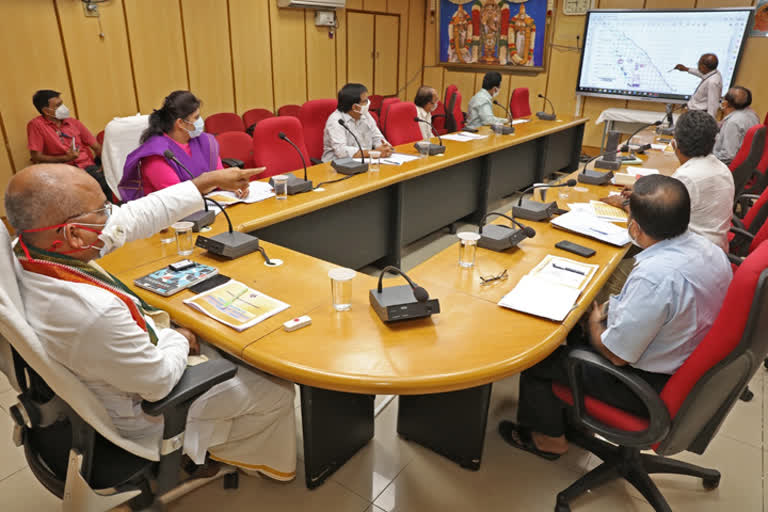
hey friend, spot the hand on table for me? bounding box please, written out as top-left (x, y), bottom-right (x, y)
top-left (375, 144), bottom-right (394, 158)
top-left (600, 194), bottom-right (626, 210)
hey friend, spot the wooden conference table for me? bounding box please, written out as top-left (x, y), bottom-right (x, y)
top-left (101, 119), bottom-right (680, 488)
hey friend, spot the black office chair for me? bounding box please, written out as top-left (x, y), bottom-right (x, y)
top-left (0, 223), bottom-right (239, 511)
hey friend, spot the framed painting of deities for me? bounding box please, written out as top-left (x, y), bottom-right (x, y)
top-left (437, 0), bottom-right (549, 72)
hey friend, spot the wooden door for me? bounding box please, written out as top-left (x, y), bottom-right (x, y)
top-left (346, 12), bottom-right (374, 88)
top-left (374, 14), bottom-right (399, 96)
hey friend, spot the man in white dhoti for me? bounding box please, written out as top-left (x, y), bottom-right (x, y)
top-left (4, 163), bottom-right (298, 481)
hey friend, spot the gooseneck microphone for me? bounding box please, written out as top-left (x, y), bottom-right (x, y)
top-left (478, 212), bottom-right (536, 252)
top-left (331, 119), bottom-right (369, 175)
top-left (536, 94), bottom-right (557, 121)
top-left (492, 99), bottom-right (511, 117)
top-left (163, 150), bottom-right (215, 231)
top-left (578, 150), bottom-right (617, 185)
top-left (369, 266), bottom-right (440, 322)
top-left (489, 101), bottom-right (516, 134)
top-left (620, 120), bottom-right (662, 155)
top-left (268, 132), bottom-right (313, 194)
top-left (513, 179), bottom-right (577, 221)
top-left (413, 117), bottom-right (446, 155)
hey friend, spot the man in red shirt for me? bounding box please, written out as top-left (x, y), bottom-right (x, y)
top-left (27, 90), bottom-right (111, 198)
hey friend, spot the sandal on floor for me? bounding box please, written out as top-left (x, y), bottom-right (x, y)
top-left (498, 421), bottom-right (562, 461)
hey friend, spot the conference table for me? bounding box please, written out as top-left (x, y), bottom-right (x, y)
top-left (101, 118), bottom-right (680, 488)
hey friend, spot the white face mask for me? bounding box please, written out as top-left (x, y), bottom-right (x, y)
top-left (628, 219), bottom-right (643, 248)
top-left (52, 104), bottom-right (70, 120)
top-left (491, 88), bottom-right (500, 98)
top-left (184, 117), bottom-right (204, 138)
top-left (355, 100), bottom-right (370, 116)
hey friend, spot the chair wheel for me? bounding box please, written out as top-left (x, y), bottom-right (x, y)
top-left (740, 387), bottom-right (754, 402)
top-left (702, 476), bottom-right (720, 490)
top-left (223, 471), bottom-right (239, 489)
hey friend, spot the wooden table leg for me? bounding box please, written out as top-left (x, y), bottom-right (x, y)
top-left (396, 384), bottom-right (492, 470)
top-left (300, 386), bottom-right (374, 489)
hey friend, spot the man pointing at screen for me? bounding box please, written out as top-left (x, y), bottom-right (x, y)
top-left (674, 53), bottom-right (722, 118)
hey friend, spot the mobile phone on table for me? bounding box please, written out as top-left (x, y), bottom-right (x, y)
top-left (555, 240), bottom-right (596, 258)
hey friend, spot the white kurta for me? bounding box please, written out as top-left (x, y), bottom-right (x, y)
top-left (17, 181), bottom-right (297, 480)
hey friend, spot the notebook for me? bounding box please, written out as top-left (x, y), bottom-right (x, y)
top-left (134, 263), bottom-right (219, 297)
top-left (550, 211), bottom-right (631, 247)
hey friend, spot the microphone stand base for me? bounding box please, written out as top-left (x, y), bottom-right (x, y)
top-left (195, 231), bottom-right (261, 260)
top-left (412, 143), bottom-right (446, 155)
top-left (478, 224), bottom-right (528, 252)
top-left (578, 169), bottom-right (615, 186)
top-left (656, 126), bottom-right (675, 136)
top-left (512, 199), bottom-right (558, 222)
top-left (331, 158), bottom-right (369, 175)
top-left (536, 112), bottom-right (557, 121)
top-left (270, 175), bottom-right (313, 195)
top-left (594, 158), bottom-right (622, 171)
top-left (369, 285), bottom-right (440, 323)
top-left (181, 209), bottom-right (216, 233)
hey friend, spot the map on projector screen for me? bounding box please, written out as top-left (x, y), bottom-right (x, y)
top-left (577, 10), bottom-right (752, 102)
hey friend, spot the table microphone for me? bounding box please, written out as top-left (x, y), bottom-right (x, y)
top-left (331, 119), bottom-right (369, 175)
top-left (478, 212), bottom-right (536, 252)
top-left (163, 150), bottom-right (215, 232)
top-left (513, 179), bottom-right (577, 221)
top-left (413, 117), bottom-right (446, 155)
top-left (619, 120), bottom-right (662, 155)
top-left (578, 150), bottom-right (617, 185)
top-left (369, 266), bottom-right (440, 323)
top-left (269, 132), bottom-right (313, 194)
top-left (536, 94), bottom-right (557, 121)
top-left (490, 101), bottom-right (516, 134)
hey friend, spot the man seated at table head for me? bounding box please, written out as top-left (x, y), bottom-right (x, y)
top-left (322, 83), bottom-right (393, 163)
top-left (5, 164), bottom-right (297, 481)
top-left (27, 89), bottom-right (110, 198)
top-left (466, 72), bottom-right (510, 130)
top-left (713, 86), bottom-right (760, 165)
top-left (119, 90), bottom-right (247, 202)
top-left (674, 53), bottom-right (722, 119)
top-left (414, 86), bottom-right (439, 140)
top-left (603, 110), bottom-right (734, 253)
top-left (499, 174), bottom-right (732, 459)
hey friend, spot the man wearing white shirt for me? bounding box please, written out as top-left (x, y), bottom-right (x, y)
top-left (713, 86), bottom-right (760, 164)
top-left (674, 53), bottom-right (723, 118)
top-left (5, 164), bottom-right (298, 481)
top-left (322, 83), bottom-right (393, 162)
top-left (466, 72), bottom-right (510, 129)
top-left (414, 86), bottom-right (439, 140)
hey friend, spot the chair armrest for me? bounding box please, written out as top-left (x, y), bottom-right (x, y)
top-left (728, 253), bottom-right (745, 266)
top-left (431, 114), bottom-right (446, 120)
top-left (221, 158), bottom-right (245, 169)
top-left (310, 157), bottom-right (322, 165)
top-left (142, 359), bottom-right (237, 417)
top-left (729, 226), bottom-right (754, 257)
top-left (732, 217), bottom-right (745, 230)
top-left (565, 349), bottom-right (671, 447)
top-left (735, 193), bottom-right (760, 217)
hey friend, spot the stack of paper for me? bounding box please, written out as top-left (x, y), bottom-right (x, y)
top-left (498, 255), bottom-right (598, 321)
top-left (205, 181), bottom-right (275, 210)
top-left (381, 153), bottom-right (421, 166)
top-left (551, 211), bottom-right (631, 247)
top-left (589, 200), bottom-right (628, 222)
top-left (511, 119), bottom-right (530, 125)
top-left (624, 166), bottom-right (660, 177)
top-left (442, 132), bottom-right (489, 142)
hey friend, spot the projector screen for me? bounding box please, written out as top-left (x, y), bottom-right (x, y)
top-left (576, 9), bottom-right (753, 103)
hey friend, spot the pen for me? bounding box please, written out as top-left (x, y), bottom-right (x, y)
top-left (223, 287), bottom-right (248, 307)
top-left (589, 227), bottom-right (608, 236)
top-left (552, 263), bottom-right (585, 276)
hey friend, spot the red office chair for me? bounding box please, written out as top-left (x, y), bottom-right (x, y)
top-left (379, 97), bottom-right (400, 131)
top-left (444, 85), bottom-right (464, 132)
top-left (431, 101), bottom-right (447, 135)
top-left (251, 117), bottom-right (310, 180)
top-left (731, 187), bottom-right (768, 256)
top-left (298, 99), bottom-right (336, 164)
top-left (384, 102), bottom-right (423, 146)
top-left (204, 113), bottom-right (245, 135)
top-left (729, 125), bottom-right (766, 197)
top-left (216, 132), bottom-right (254, 169)
top-left (277, 104), bottom-right (301, 118)
top-left (369, 110), bottom-right (379, 128)
top-left (96, 130), bottom-right (105, 145)
top-left (764, 112), bottom-right (768, 125)
top-left (550, 241), bottom-right (768, 512)
top-left (242, 108), bottom-right (275, 135)
top-left (509, 88), bottom-right (532, 119)
top-left (369, 94), bottom-right (384, 116)
top-left (742, 133), bottom-right (768, 195)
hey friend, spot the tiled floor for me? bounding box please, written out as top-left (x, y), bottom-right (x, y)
top-left (0, 193), bottom-right (765, 511)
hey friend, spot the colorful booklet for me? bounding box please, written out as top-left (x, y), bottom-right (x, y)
top-left (134, 263), bottom-right (219, 297)
top-left (183, 280), bottom-right (290, 332)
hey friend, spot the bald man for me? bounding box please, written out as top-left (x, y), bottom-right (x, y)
top-left (713, 86), bottom-right (760, 164)
top-left (5, 164), bottom-right (298, 481)
top-left (414, 86), bottom-right (439, 140)
top-left (675, 53), bottom-right (723, 118)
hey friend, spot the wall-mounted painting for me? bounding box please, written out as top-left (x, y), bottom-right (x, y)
top-left (438, 0), bottom-right (549, 71)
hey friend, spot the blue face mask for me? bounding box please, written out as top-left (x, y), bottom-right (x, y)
top-left (185, 117), bottom-right (204, 138)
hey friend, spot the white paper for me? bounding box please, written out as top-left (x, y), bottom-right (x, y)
top-left (530, 255), bottom-right (599, 292)
top-left (206, 180), bottom-right (275, 206)
top-left (625, 166), bottom-right (660, 177)
top-left (551, 211), bottom-right (631, 247)
top-left (650, 144), bottom-right (668, 151)
top-left (589, 200), bottom-right (628, 223)
top-left (380, 152), bottom-right (421, 165)
top-left (511, 119), bottom-right (530, 125)
top-left (498, 275), bottom-right (581, 322)
top-left (442, 132), bottom-right (489, 142)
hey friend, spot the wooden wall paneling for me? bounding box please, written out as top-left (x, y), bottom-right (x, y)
top-left (363, 0), bottom-right (388, 11)
top-left (405, 0), bottom-right (427, 101)
top-left (645, 0), bottom-right (695, 7)
top-left (55, 0), bottom-right (137, 133)
top-left (598, 0), bottom-right (645, 7)
top-left (735, 37), bottom-right (768, 122)
top-left (180, 0), bottom-right (235, 114)
top-left (0, 0), bottom-right (73, 172)
top-left (230, 0), bottom-right (275, 112)
top-left (387, 0), bottom-right (409, 100)
top-left (374, 14), bottom-right (400, 96)
top-left (336, 8), bottom-right (348, 92)
top-left (346, 0), bottom-right (364, 9)
top-left (422, 8), bottom-right (444, 98)
top-left (0, 114), bottom-right (15, 216)
top-left (269, 0), bottom-right (308, 108)
top-left (347, 12), bottom-right (375, 88)
top-left (443, 70), bottom-right (477, 111)
top-left (543, 2), bottom-right (584, 117)
top-left (508, 73), bottom-right (549, 115)
top-left (305, 11), bottom-right (338, 100)
top-left (124, 0), bottom-right (188, 113)
top-left (581, 97), bottom-right (619, 147)
top-left (696, 0), bottom-right (754, 6)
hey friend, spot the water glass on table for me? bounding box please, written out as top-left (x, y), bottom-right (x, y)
top-left (329, 268), bottom-right (355, 311)
top-left (457, 232), bottom-right (481, 268)
top-left (172, 221), bottom-right (195, 256)
top-left (369, 150), bottom-right (381, 171)
top-left (272, 174), bottom-right (289, 200)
